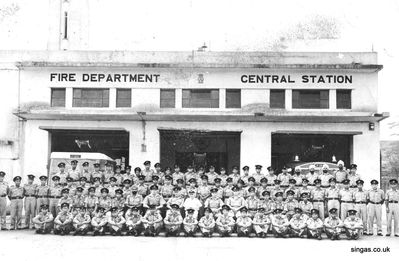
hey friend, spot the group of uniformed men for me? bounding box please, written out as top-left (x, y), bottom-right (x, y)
top-left (0, 159), bottom-right (398, 239)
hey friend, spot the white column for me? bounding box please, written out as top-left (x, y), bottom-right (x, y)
top-left (175, 88), bottom-right (182, 108)
top-left (220, 88), bottom-right (226, 109)
top-left (109, 88), bottom-right (116, 108)
top-left (65, 87), bottom-right (73, 108)
top-left (240, 124), bottom-right (271, 168)
top-left (330, 89), bottom-right (337, 110)
top-left (285, 89), bottom-right (292, 109)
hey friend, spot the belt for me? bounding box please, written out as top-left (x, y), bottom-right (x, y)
top-left (25, 195), bottom-right (36, 198)
top-left (248, 208), bottom-right (257, 211)
top-left (294, 185), bottom-right (302, 187)
top-left (335, 181), bottom-right (343, 184)
top-left (321, 185), bottom-right (329, 188)
top-left (369, 201), bottom-right (382, 204)
top-left (49, 196), bottom-right (61, 198)
top-left (354, 201), bottom-right (367, 204)
top-left (266, 184), bottom-right (273, 187)
top-left (37, 196), bottom-right (48, 198)
top-left (341, 200), bottom-right (353, 203)
top-left (349, 186), bottom-right (357, 188)
top-left (313, 200), bottom-right (324, 202)
top-left (281, 185), bottom-right (289, 188)
top-left (389, 201), bottom-right (399, 203)
top-left (0, 195), bottom-right (6, 197)
top-left (327, 198), bottom-right (339, 200)
top-left (10, 196), bottom-right (23, 199)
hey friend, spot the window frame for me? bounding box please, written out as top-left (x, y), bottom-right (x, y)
top-left (160, 89), bottom-right (176, 108)
top-left (225, 89), bottom-right (241, 108)
top-left (336, 89), bottom-right (352, 109)
top-left (72, 88), bottom-right (109, 108)
top-left (116, 88), bottom-right (132, 108)
top-left (269, 89), bottom-right (286, 109)
top-left (50, 88), bottom-right (66, 107)
top-left (182, 89), bottom-right (219, 108)
top-left (292, 89), bottom-right (329, 109)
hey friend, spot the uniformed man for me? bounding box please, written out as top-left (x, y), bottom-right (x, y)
top-left (306, 209), bottom-right (323, 240)
top-left (257, 177), bottom-right (268, 200)
top-left (223, 177), bottom-right (234, 200)
top-left (53, 202), bottom-right (73, 235)
top-left (103, 162), bottom-right (114, 186)
top-left (245, 177), bottom-right (256, 196)
top-left (113, 165), bottom-right (124, 186)
top-left (252, 207), bottom-right (270, 238)
top-left (172, 164), bottom-right (184, 186)
top-left (325, 178), bottom-right (340, 216)
top-left (125, 206), bottom-right (143, 236)
top-left (218, 167), bottom-right (229, 187)
top-left (183, 166), bottom-right (198, 186)
top-left (271, 208), bottom-right (289, 238)
top-left (65, 177), bottom-right (76, 195)
top-left (160, 175), bottom-right (174, 201)
top-left (347, 164), bottom-right (360, 192)
top-left (57, 188), bottom-right (74, 213)
top-left (125, 187), bottom-right (143, 213)
top-left (97, 187), bottom-right (112, 214)
top-left (55, 162), bottom-right (68, 186)
top-left (197, 175), bottom-right (211, 204)
top-left (80, 162), bottom-right (91, 183)
top-left (319, 164), bottom-right (333, 190)
top-left (334, 160), bottom-right (348, 188)
top-left (306, 165), bottom-right (319, 188)
top-left (111, 188), bottom-right (125, 215)
top-left (152, 163), bottom-right (164, 185)
top-left (324, 208), bottom-right (343, 240)
top-left (367, 179), bottom-right (384, 236)
top-left (292, 167), bottom-right (303, 187)
top-left (344, 209), bottom-right (363, 239)
top-left (228, 166), bottom-right (241, 185)
top-left (258, 191), bottom-right (273, 215)
top-left (289, 207), bottom-right (307, 238)
top-left (107, 177), bottom-right (118, 198)
top-left (385, 178), bottom-right (399, 237)
top-left (84, 187), bottom-right (98, 210)
top-left (311, 179), bottom-right (326, 220)
top-left (176, 178), bottom-right (187, 199)
top-left (272, 191), bottom-right (285, 213)
top-left (226, 186), bottom-right (246, 217)
top-left (91, 163), bottom-right (103, 182)
top-left (299, 178), bottom-right (312, 196)
top-left (164, 203), bottom-right (183, 236)
top-left (353, 179), bottom-right (367, 231)
top-left (166, 187), bottom-right (185, 216)
top-left (270, 179), bottom-right (284, 200)
top-left (8, 176), bottom-right (24, 230)
top-left (183, 208), bottom-right (198, 237)
top-left (199, 207), bottom-right (216, 237)
top-left (68, 160), bottom-right (81, 183)
top-left (136, 175), bottom-right (149, 198)
top-left (241, 166), bottom-right (251, 186)
top-left (48, 175), bottom-right (62, 218)
top-left (0, 171), bottom-right (9, 230)
top-left (246, 187), bottom-right (259, 218)
top-left (265, 166), bottom-right (277, 188)
top-left (285, 179), bottom-right (299, 199)
top-left (204, 187), bottom-right (224, 217)
top-left (183, 190), bottom-right (202, 218)
top-left (32, 204), bottom-right (53, 234)
top-left (216, 205), bottom-right (235, 237)
top-left (77, 177), bottom-right (89, 196)
top-left (284, 190), bottom-right (299, 219)
top-left (206, 165), bottom-right (218, 186)
top-left (143, 184), bottom-right (166, 215)
top-left (91, 206), bottom-right (108, 236)
top-left (72, 186), bottom-right (86, 210)
top-left (186, 178), bottom-right (198, 198)
top-left (236, 207), bottom-right (252, 237)
top-left (213, 178), bottom-right (224, 200)
top-left (73, 206), bottom-right (91, 235)
top-left (142, 204), bottom-right (163, 236)
top-left (277, 166), bottom-right (291, 189)
top-left (23, 174), bottom-right (37, 229)
top-left (252, 165), bottom-right (265, 186)
top-left (339, 179), bottom-right (354, 220)
top-left (299, 192), bottom-right (313, 216)
top-left (141, 161), bottom-right (154, 185)
top-left (107, 206), bottom-right (126, 235)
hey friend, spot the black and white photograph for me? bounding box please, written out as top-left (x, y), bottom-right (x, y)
top-left (0, 0), bottom-right (398, 260)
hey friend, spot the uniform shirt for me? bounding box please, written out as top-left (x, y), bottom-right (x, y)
top-left (108, 215), bottom-right (125, 225)
top-left (256, 186), bottom-right (268, 199)
top-left (339, 189), bottom-right (353, 202)
top-left (353, 190), bottom-right (367, 203)
top-left (271, 201), bottom-right (285, 211)
top-left (240, 175), bottom-right (251, 186)
top-left (306, 172), bottom-right (319, 186)
top-left (73, 213), bottom-right (91, 224)
top-left (270, 187), bottom-right (284, 199)
top-left (55, 211), bottom-right (73, 224)
top-left (252, 213), bottom-right (270, 225)
top-left (252, 173), bottom-right (265, 186)
top-left (125, 194), bottom-right (143, 207)
top-left (185, 172), bottom-right (199, 184)
top-left (265, 174), bottom-right (277, 186)
top-left (292, 174), bottom-right (303, 186)
top-left (103, 171), bottom-right (114, 184)
top-left (216, 215), bottom-right (235, 226)
top-left (197, 185), bottom-right (211, 201)
top-left (107, 185), bottom-right (118, 198)
top-left (324, 216), bottom-right (343, 228)
top-left (284, 187), bottom-right (299, 199)
top-left (211, 186), bottom-right (224, 199)
top-left (49, 184), bottom-right (62, 197)
top-left (226, 196), bottom-right (246, 209)
top-left (91, 171), bottom-right (103, 181)
top-left (319, 173), bottom-right (334, 187)
top-left (136, 184), bottom-right (149, 197)
top-left (9, 185), bottom-right (24, 198)
top-left (306, 217), bottom-right (323, 229)
top-left (23, 183), bottom-right (37, 197)
top-left (160, 184), bottom-right (174, 199)
top-left (368, 188), bottom-right (384, 203)
top-left (299, 201), bottom-right (313, 215)
top-left (81, 170), bottom-right (92, 182)
top-left (167, 196), bottom-right (185, 208)
top-left (199, 215), bottom-right (215, 227)
top-left (218, 175), bottom-right (229, 187)
top-left (228, 174), bottom-right (241, 185)
top-left (72, 195), bottom-right (86, 208)
top-left (164, 211), bottom-right (183, 223)
top-left (142, 169), bottom-right (154, 183)
top-left (111, 197), bottom-right (125, 209)
top-left (125, 211), bottom-right (142, 224)
top-left (183, 197), bottom-right (202, 211)
top-left (205, 172), bottom-right (218, 185)
top-left (344, 217), bottom-right (363, 229)
top-left (258, 199), bottom-right (273, 213)
top-left (284, 199), bottom-right (299, 213)
top-left (143, 211), bottom-right (162, 223)
top-left (334, 170), bottom-right (348, 183)
top-left (93, 185), bottom-right (103, 198)
top-left (55, 172), bottom-right (68, 185)
top-left (205, 196), bottom-right (224, 210)
top-left (186, 187), bottom-right (198, 198)
top-left (172, 172), bottom-right (184, 185)
top-left (236, 216), bottom-right (252, 227)
top-left (246, 197), bottom-right (259, 210)
top-left (84, 195), bottom-right (98, 208)
top-left (37, 185), bottom-right (49, 197)
top-left (34, 212), bottom-right (53, 223)
top-left (299, 186), bottom-right (312, 196)
top-left (223, 185), bottom-right (234, 199)
top-left (386, 189), bottom-right (399, 202)
top-left (68, 168), bottom-right (80, 181)
top-left (290, 214), bottom-right (307, 228)
top-left (347, 173), bottom-right (360, 187)
top-left (271, 214), bottom-right (289, 226)
top-left (57, 196), bottom-right (73, 208)
top-left (325, 187), bottom-right (340, 199)
top-left (91, 214), bottom-right (107, 226)
top-left (143, 194), bottom-right (166, 207)
top-left (277, 173), bottom-right (291, 186)
top-left (97, 196), bottom-right (112, 210)
top-left (112, 174), bottom-right (124, 186)
top-left (311, 188), bottom-right (326, 200)
top-left (0, 181), bottom-right (9, 196)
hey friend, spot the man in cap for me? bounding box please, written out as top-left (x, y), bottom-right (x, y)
top-left (186, 177), bottom-right (198, 197)
top-left (385, 178), bottom-right (399, 237)
top-left (226, 185), bottom-right (246, 217)
top-left (142, 204), bottom-right (163, 236)
top-left (72, 186), bottom-right (86, 211)
top-left (172, 164), bottom-right (184, 186)
top-left (306, 164), bottom-right (319, 188)
top-left (367, 179), bottom-right (384, 236)
top-left (246, 186), bottom-right (259, 218)
top-left (85, 187), bottom-right (98, 210)
top-left (32, 204), bottom-right (53, 234)
top-left (22, 174), bottom-right (37, 229)
top-left (48, 175), bottom-right (62, 218)
top-left (184, 165), bottom-right (198, 185)
top-left (353, 179), bottom-right (367, 231)
top-left (245, 177), bottom-right (256, 196)
top-left (206, 165), bottom-right (218, 186)
top-left (272, 191), bottom-right (285, 213)
top-left (73, 206), bottom-right (91, 235)
top-left (54, 202), bottom-right (73, 235)
top-left (36, 176), bottom-right (49, 217)
top-left (277, 167), bottom-right (291, 189)
top-left (164, 203), bottom-right (183, 236)
top-left (252, 207), bottom-right (271, 238)
top-left (111, 189), bottom-right (125, 215)
top-left (334, 160), bottom-right (348, 189)
top-left (97, 187), bottom-right (112, 213)
top-left (216, 205), bottom-right (235, 237)
top-left (339, 179), bottom-right (354, 220)
top-left (325, 178), bottom-right (340, 216)
top-left (107, 177), bottom-right (118, 198)
top-left (107, 206), bottom-right (126, 235)
top-left (183, 208), bottom-right (198, 237)
top-left (270, 179), bottom-right (284, 200)
top-left (265, 166), bottom-right (277, 188)
top-left (285, 179), bottom-right (299, 199)
top-left (289, 207), bottom-right (307, 238)
top-left (324, 208), bottom-right (343, 240)
top-left (258, 191), bottom-right (273, 215)
top-left (271, 208), bottom-right (289, 237)
top-left (166, 187), bottom-right (185, 216)
top-left (241, 166), bottom-right (251, 186)
top-left (284, 190), bottom-right (299, 220)
top-left (81, 162), bottom-right (92, 183)
top-left (236, 206), bottom-right (253, 237)
top-left (142, 161), bottom-right (154, 185)
top-left (55, 162), bottom-right (68, 186)
top-left (142, 184), bottom-right (166, 216)
top-left (136, 175), bottom-right (149, 198)
top-left (176, 178), bottom-right (187, 199)
top-left (160, 175), bottom-right (174, 202)
top-left (113, 165), bottom-right (124, 186)
top-left (125, 187), bottom-right (143, 214)
top-left (223, 177), bottom-right (234, 200)
top-left (319, 164), bottom-right (333, 190)
top-left (183, 190), bottom-right (203, 218)
top-left (8, 176), bottom-right (24, 230)
top-left (344, 209), bottom-right (363, 239)
top-left (91, 163), bottom-right (103, 182)
top-left (0, 171), bottom-right (9, 230)
top-left (152, 163), bottom-right (164, 184)
top-left (125, 206), bottom-right (143, 236)
top-left (68, 160), bottom-right (81, 184)
top-left (91, 206), bottom-right (108, 236)
top-left (348, 164), bottom-right (361, 192)
top-left (218, 167), bottom-right (228, 187)
top-left (197, 175), bottom-right (211, 204)
top-left (198, 207), bottom-right (216, 237)
top-left (252, 165), bottom-right (265, 186)
top-left (292, 167), bottom-right (303, 187)
top-left (228, 166), bottom-right (241, 185)
top-left (306, 209), bottom-right (323, 240)
top-left (299, 178), bottom-right (312, 197)
top-left (77, 177), bottom-right (89, 196)
top-left (204, 187), bottom-right (224, 218)
top-left (65, 176), bottom-right (76, 195)
top-left (257, 177), bottom-right (269, 200)
top-left (299, 192), bottom-right (313, 217)
top-left (311, 179), bottom-right (326, 220)
top-left (213, 178), bottom-right (224, 199)
top-left (103, 162), bottom-right (114, 186)
top-left (57, 188), bottom-right (74, 212)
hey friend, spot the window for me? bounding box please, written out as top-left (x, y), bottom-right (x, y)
top-left (160, 89), bottom-right (175, 108)
top-left (336, 89), bottom-right (351, 109)
top-left (182, 89), bottom-right (219, 108)
top-left (116, 89), bottom-right (131, 107)
top-left (226, 89), bottom-right (241, 108)
top-left (270, 89), bottom-right (285, 108)
top-left (292, 90), bottom-right (329, 109)
top-left (72, 88), bottom-right (109, 107)
top-left (51, 88), bottom-right (66, 107)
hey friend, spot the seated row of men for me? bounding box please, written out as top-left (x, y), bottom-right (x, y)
top-left (33, 201), bottom-right (363, 239)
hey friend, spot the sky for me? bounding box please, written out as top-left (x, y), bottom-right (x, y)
top-left (1, 0), bottom-right (399, 139)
